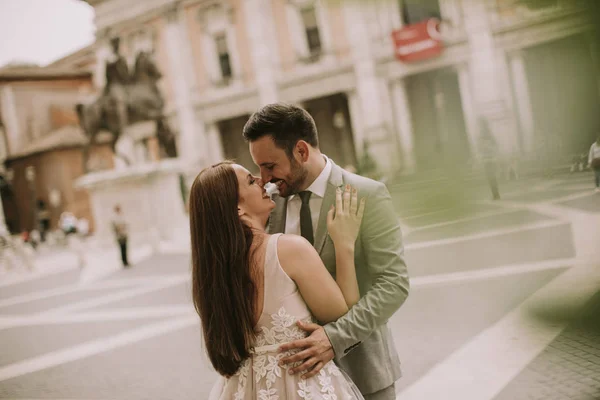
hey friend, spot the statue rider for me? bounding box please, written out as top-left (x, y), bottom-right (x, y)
top-left (103, 36), bottom-right (130, 131)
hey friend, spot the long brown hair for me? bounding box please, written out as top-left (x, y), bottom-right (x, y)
top-left (189, 161), bottom-right (257, 376)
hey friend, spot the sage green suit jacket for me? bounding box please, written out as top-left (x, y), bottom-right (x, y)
top-left (267, 160), bottom-right (410, 394)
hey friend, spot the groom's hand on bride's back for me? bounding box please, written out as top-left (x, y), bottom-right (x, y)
top-left (278, 320), bottom-right (334, 379)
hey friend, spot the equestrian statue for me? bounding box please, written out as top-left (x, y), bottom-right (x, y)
top-left (76, 37), bottom-right (178, 172)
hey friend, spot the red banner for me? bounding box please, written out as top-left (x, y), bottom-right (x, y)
top-left (391, 18), bottom-right (443, 62)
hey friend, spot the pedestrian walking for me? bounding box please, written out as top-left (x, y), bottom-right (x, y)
top-left (36, 200), bottom-right (50, 242)
top-left (111, 205), bottom-right (129, 267)
top-left (588, 134), bottom-right (600, 192)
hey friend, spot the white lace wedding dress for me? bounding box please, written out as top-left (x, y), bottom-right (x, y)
top-left (208, 233), bottom-right (364, 400)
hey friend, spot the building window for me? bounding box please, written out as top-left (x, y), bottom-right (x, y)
top-left (301, 7), bottom-right (322, 60)
top-left (399, 0), bottom-right (441, 25)
top-left (214, 33), bottom-right (232, 83)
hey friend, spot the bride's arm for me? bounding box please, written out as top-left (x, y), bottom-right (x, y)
top-left (279, 185), bottom-right (364, 320)
top-left (278, 235), bottom-right (349, 324)
top-left (333, 242), bottom-right (359, 307)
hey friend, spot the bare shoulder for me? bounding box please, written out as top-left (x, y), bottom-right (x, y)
top-left (277, 234), bottom-right (314, 259)
top-left (277, 234), bottom-right (320, 277)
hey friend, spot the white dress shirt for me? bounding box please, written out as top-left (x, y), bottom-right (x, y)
top-left (285, 156), bottom-right (332, 237)
top-left (589, 142), bottom-right (600, 165)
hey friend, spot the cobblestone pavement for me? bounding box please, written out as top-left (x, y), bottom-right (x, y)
top-left (0, 172), bottom-right (597, 399)
top-left (494, 291), bottom-right (600, 400)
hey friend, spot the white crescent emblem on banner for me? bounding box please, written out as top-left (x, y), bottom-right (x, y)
top-left (427, 18), bottom-right (442, 41)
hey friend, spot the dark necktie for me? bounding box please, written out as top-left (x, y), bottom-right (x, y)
top-left (298, 191), bottom-right (314, 245)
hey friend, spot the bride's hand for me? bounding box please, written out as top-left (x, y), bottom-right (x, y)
top-left (326, 184), bottom-right (365, 249)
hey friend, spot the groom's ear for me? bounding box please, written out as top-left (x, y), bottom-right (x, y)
top-left (295, 141), bottom-right (310, 163)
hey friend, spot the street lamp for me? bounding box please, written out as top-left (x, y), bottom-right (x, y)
top-left (0, 169), bottom-right (8, 234)
top-left (25, 166), bottom-right (37, 232)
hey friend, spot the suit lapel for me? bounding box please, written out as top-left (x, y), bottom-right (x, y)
top-left (314, 162), bottom-right (344, 255)
top-left (267, 195), bottom-right (288, 234)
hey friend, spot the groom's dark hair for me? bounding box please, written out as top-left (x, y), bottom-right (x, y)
top-left (242, 103), bottom-right (319, 158)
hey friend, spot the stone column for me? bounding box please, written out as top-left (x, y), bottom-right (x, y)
top-left (457, 64), bottom-right (480, 157)
top-left (204, 122), bottom-right (225, 165)
top-left (0, 85), bottom-right (20, 152)
top-left (0, 192), bottom-right (6, 234)
top-left (0, 127), bottom-right (7, 231)
top-left (343, 1), bottom-right (395, 175)
top-left (390, 79), bottom-right (416, 173)
top-left (243, 0), bottom-right (279, 105)
top-left (461, 0), bottom-right (518, 155)
top-left (164, 5), bottom-right (207, 170)
top-left (508, 50), bottom-right (535, 153)
top-left (347, 90), bottom-right (365, 158)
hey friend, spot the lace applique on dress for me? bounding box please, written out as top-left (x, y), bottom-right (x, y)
top-left (235, 307), bottom-right (311, 399)
top-left (232, 307), bottom-right (355, 400)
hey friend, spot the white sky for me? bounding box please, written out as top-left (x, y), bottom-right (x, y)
top-left (0, 0), bottom-right (95, 68)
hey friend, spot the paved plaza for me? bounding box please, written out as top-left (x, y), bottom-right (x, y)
top-left (0, 171), bottom-right (599, 399)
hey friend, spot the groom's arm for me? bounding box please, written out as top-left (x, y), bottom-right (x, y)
top-left (323, 182), bottom-right (409, 359)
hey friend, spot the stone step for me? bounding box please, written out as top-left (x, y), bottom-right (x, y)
top-left (405, 222), bottom-right (574, 277)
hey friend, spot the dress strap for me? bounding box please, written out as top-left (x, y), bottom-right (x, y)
top-left (264, 233), bottom-right (282, 270)
top-left (261, 233), bottom-right (282, 312)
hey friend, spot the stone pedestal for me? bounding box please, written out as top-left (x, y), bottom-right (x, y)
top-left (75, 159), bottom-right (189, 253)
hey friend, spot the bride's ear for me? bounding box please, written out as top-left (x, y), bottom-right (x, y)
top-left (237, 207), bottom-right (245, 217)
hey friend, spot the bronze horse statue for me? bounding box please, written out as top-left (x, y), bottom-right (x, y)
top-left (76, 50), bottom-right (177, 172)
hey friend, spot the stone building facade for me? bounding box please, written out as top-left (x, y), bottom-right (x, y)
top-left (84, 0), bottom-right (599, 178)
top-left (0, 66), bottom-right (114, 233)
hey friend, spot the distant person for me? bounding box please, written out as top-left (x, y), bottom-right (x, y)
top-left (37, 200), bottom-right (50, 242)
top-left (59, 212), bottom-right (78, 236)
top-left (111, 205), bottom-right (130, 267)
top-left (588, 134), bottom-right (600, 193)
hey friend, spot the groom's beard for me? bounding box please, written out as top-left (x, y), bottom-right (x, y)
top-left (278, 159), bottom-right (308, 198)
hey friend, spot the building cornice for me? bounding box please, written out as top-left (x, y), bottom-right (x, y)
top-left (493, 9), bottom-right (595, 52)
top-left (0, 68), bottom-right (92, 82)
top-left (91, 0), bottom-right (218, 34)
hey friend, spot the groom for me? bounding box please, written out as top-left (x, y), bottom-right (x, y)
top-left (244, 103), bottom-right (409, 400)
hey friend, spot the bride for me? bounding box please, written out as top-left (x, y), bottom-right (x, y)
top-left (189, 161), bottom-right (366, 399)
